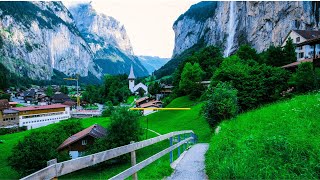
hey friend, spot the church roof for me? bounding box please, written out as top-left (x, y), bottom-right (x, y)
top-left (128, 65), bottom-right (135, 79)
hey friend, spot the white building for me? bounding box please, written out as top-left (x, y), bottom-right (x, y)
top-left (282, 30), bottom-right (320, 61)
top-left (12, 104), bottom-right (71, 130)
top-left (128, 65), bottom-right (148, 95)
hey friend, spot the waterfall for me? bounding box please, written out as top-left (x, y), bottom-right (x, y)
top-left (224, 1), bottom-right (238, 57)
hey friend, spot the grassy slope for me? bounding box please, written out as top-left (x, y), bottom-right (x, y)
top-left (0, 117), bottom-right (110, 179)
top-left (206, 93), bottom-right (320, 179)
top-left (61, 96), bottom-right (212, 179)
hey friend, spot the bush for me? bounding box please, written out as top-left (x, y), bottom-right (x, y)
top-left (211, 55), bottom-right (289, 111)
top-left (289, 62), bottom-right (318, 93)
top-left (90, 107), bottom-right (143, 156)
top-left (8, 120), bottom-right (82, 176)
top-left (202, 82), bottom-right (238, 127)
top-left (102, 101), bottom-right (114, 117)
top-left (179, 62), bottom-right (204, 99)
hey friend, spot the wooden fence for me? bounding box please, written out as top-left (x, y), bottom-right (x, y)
top-left (20, 130), bottom-right (196, 180)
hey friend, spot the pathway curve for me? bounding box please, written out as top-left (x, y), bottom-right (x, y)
top-left (167, 143), bottom-right (209, 180)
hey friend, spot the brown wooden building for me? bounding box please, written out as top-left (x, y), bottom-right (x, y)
top-left (57, 124), bottom-right (107, 159)
top-left (0, 99), bottom-right (19, 127)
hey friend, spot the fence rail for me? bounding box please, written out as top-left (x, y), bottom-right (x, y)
top-left (20, 130), bottom-right (196, 180)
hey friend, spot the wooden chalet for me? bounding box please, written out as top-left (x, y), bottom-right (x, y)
top-left (135, 97), bottom-right (150, 107)
top-left (57, 124), bottom-right (107, 159)
top-left (0, 99), bottom-right (19, 127)
top-left (51, 93), bottom-right (71, 104)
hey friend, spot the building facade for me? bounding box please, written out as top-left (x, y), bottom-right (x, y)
top-left (282, 30), bottom-right (320, 61)
top-left (12, 104), bottom-right (71, 130)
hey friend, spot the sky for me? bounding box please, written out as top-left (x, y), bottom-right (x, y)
top-left (63, 0), bottom-right (203, 58)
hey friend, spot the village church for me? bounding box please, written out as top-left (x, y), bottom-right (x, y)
top-left (128, 65), bottom-right (148, 95)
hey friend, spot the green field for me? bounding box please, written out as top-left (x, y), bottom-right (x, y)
top-left (0, 117), bottom-right (110, 179)
top-left (61, 96), bottom-right (212, 179)
top-left (206, 93), bottom-right (320, 179)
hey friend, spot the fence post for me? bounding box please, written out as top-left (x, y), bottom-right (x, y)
top-left (169, 137), bottom-right (173, 163)
top-left (130, 141), bottom-right (138, 180)
top-left (183, 134), bottom-right (186, 151)
top-left (178, 135), bottom-right (181, 157)
top-left (47, 159), bottom-right (57, 179)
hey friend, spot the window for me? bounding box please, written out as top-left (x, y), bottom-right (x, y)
top-left (296, 37), bottom-right (300, 43)
top-left (299, 52), bottom-right (304, 58)
top-left (82, 140), bottom-right (87, 146)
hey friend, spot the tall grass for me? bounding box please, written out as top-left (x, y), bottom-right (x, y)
top-left (206, 93), bottom-right (320, 179)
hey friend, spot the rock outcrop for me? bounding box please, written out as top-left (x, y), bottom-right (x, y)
top-left (173, 1), bottom-right (320, 57)
top-left (0, 1), bottom-right (101, 80)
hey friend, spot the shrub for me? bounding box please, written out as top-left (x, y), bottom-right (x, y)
top-left (289, 62), bottom-right (318, 93)
top-left (203, 82), bottom-right (238, 127)
top-left (179, 62), bottom-right (204, 99)
top-left (90, 107), bottom-right (143, 156)
top-left (102, 101), bottom-right (114, 117)
top-left (8, 120), bottom-right (82, 176)
top-left (212, 55), bottom-right (289, 111)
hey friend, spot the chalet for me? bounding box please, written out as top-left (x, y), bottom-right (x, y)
top-left (282, 30), bottom-right (320, 61)
top-left (282, 30), bottom-right (320, 70)
top-left (139, 100), bottom-right (163, 116)
top-left (0, 99), bottom-right (19, 127)
top-left (12, 104), bottom-right (71, 130)
top-left (51, 93), bottom-right (71, 104)
top-left (37, 95), bottom-right (50, 105)
top-left (128, 65), bottom-right (148, 95)
top-left (63, 101), bottom-right (77, 110)
top-left (57, 124), bottom-right (107, 159)
top-left (135, 97), bottom-right (150, 107)
top-left (24, 89), bottom-right (36, 103)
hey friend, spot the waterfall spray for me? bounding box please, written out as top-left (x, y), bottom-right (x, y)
top-left (224, 1), bottom-right (238, 57)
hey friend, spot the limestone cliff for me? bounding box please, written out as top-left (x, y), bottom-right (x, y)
top-left (173, 1), bottom-right (320, 57)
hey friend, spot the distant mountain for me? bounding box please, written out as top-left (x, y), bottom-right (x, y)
top-left (138, 56), bottom-right (169, 75)
top-left (0, 1), bottom-right (148, 83)
top-left (68, 3), bottom-right (149, 77)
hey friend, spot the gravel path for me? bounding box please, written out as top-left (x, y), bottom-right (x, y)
top-left (167, 143), bottom-right (209, 180)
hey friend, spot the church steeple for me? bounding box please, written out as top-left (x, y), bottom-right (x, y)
top-left (128, 65), bottom-right (135, 80)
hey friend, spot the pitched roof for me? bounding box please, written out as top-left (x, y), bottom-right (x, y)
top-left (63, 101), bottom-right (77, 106)
top-left (293, 30), bottom-right (320, 40)
top-left (12, 104), bottom-right (68, 111)
top-left (24, 89), bottom-right (35, 97)
top-left (133, 83), bottom-right (148, 92)
top-left (128, 65), bottom-right (135, 79)
top-left (0, 99), bottom-right (10, 110)
top-left (57, 124), bottom-right (107, 150)
top-left (282, 59), bottom-right (313, 68)
top-left (51, 93), bottom-right (70, 100)
top-left (140, 100), bottom-right (162, 108)
top-left (136, 97), bottom-right (149, 104)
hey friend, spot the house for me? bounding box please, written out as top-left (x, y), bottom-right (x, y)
top-left (138, 100), bottom-right (163, 116)
top-left (57, 124), bottom-right (107, 159)
top-left (128, 65), bottom-right (148, 95)
top-left (37, 95), bottom-right (50, 105)
top-left (12, 104), bottom-right (71, 130)
top-left (282, 30), bottom-right (320, 61)
top-left (135, 97), bottom-right (150, 107)
top-left (51, 93), bottom-right (71, 104)
top-left (0, 100), bottom-right (19, 127)
top-left (63, 101), bottom-right (77, 110)
top-left (24, 89), bottom-right (36, 103)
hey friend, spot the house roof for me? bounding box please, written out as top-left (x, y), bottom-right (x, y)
top-left (52, 93), bottom-right (70, 100)
top-left (133, 83), bottom-right (148, 92)
top-left (128, 65), bottom-right (135, 79)
top-left (282, 59), bottom-right (313, 68)
top-left (136, 97), bottom-right (149, 104)
top-left (293, 30), bottom-right (320, 40)
top-left (12, 104), bottom-right (68, 111)
top-left (57, 124), bottom-right (107, 151)
top-left (3, 109), bottom-right (19, 114)
top-left (140, 100), bottom-right (162, 108)
top-left (63, 101), bottom-right (77, 106)
top-left (24, 89), bottom-right (35, 97)
top-left (0, 99), bottom-right (10, 110)
top-left (296, 36), bottom-right (320, 47)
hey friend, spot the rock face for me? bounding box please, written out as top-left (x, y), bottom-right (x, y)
top-left (68, 3), bottom-right (149, 77)
top-left (0, 1), bottom-right (101, 80)
top-left (173, 1), bottom-right (320, 57)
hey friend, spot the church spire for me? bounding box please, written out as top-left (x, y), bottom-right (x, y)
top-left (128, 65), bottom-right (135, 80)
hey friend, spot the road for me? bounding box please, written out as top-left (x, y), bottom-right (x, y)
top-left (167, 143), bottom-right (209, 180)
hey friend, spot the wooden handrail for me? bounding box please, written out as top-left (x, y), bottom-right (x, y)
top-left (20, 130), bottom-right (195, 180)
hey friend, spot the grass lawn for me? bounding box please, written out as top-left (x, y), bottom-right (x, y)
top-left (206, 93), bottom-right (320, 179)
top-left (61, 96), bottom-right (212, 179)
top-left (0, 117), bottom-right (110, 179)
top-left (126, 96), bottom-right (135, 104)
